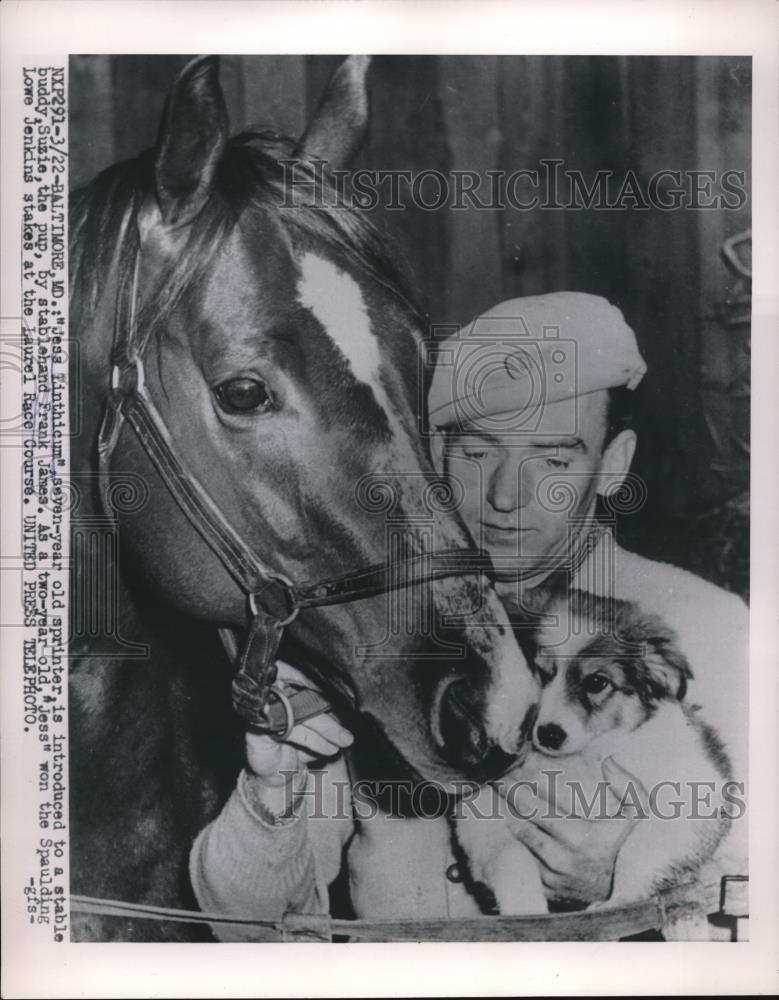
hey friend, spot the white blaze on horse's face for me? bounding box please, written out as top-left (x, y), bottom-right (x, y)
top-left (296, 251), bottom-right (383, 390)
top-left (293, 251), bottom-right (538, 770)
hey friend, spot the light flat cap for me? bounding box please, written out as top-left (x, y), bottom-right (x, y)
top-left (427, 291), bottom-right (646, 431)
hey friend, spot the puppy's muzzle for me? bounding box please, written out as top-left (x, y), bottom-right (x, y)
top-left (535, 721), bottom-right (567, 752)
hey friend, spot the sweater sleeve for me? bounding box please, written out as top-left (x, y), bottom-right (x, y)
top-left (189, 760), bottom-right (354, 942)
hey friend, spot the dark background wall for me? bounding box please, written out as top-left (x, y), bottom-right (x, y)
top-left (69, 55), bottom-right (751, 598)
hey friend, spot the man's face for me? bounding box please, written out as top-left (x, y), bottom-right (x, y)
top-left (443, 390), bottom-right (628, 572)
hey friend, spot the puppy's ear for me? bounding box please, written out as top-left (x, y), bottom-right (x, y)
top-left (638, 619), bottom-right (693, 701)
top-left (615, 607), bottom-right (692, 702)
top-left (643, 649), bottom-right (690, 700)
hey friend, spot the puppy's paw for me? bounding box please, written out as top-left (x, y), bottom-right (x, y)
top-left (487, 844), bottom-right (548, 916)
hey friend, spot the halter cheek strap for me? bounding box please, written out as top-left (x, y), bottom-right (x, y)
top-left (97, 245), bottom-right (495, 738)
top-left (96, 251), bottom-right (323, 735)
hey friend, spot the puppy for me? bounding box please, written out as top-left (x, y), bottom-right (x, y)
top-left (455, 590), bottom-right (732, 916)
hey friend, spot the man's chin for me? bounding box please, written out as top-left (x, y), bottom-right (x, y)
top-left (484, 542), bottom-right (559, 581)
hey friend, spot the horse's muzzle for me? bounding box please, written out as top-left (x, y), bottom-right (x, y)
top-left (431, 676), bottom-right (529, 781)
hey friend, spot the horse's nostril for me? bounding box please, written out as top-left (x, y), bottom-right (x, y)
top-left (431, 677), bottom-right (518, 779)
top-left (519, 703), bottom-right (539, 748)
top-left (467, 744), bottom-right (519, 783)
top-left (432, 677), bottom-right (487, 768)
top-left (536, 722), bottom-right (567, 751)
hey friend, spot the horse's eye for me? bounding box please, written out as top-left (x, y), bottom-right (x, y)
top-left (213, 377), bottom-right (274, 415)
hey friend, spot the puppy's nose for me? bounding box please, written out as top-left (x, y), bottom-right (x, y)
top-left (536, 722), bottom-right (567, 751)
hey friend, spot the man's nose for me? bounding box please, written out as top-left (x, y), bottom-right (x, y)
top-left (486, 459), bottom-right (527, 512)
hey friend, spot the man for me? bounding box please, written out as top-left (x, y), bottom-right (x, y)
top-left (190, 292), bottom-right (747, 938)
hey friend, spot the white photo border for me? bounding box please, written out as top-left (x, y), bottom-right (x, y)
top-left (1, 2), bottom-right (777, 997)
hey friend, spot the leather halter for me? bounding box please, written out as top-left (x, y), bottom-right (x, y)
top-left (96, 244), bottom-right (494, 738)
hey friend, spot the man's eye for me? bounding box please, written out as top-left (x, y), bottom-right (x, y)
top-left (464, 449), bottom-right (489, 460)
top-left (545, 457), bottom-right (570, 469)
top-left (213, 377), bottom-right (275, 415)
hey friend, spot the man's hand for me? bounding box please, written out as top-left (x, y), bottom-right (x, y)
top-left (243, 660), bottom-right (353, 817)
top-left (504, 757), bottom-right (648, 908)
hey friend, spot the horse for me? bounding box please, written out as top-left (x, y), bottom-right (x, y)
top-left (68, 55), bottom-right (538, 941)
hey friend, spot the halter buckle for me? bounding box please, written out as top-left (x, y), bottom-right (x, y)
top-left (110, 355), bottom-right (146, 397)
top-left (249, 576), bottom-right (299, 626)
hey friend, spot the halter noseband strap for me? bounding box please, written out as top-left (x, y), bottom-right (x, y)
top-left (97, 245), bottom-right (495, 737)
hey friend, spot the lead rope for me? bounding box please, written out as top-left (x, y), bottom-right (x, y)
top-left (71, 876), bottom-right (739, 941)
top-left (231, 612), bottom-right (295, 738)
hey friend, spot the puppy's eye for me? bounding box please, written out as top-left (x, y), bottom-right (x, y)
top-left (582, 673), bottom-right (614, 703)
top-left (213, 377), bottom-right (274, 415)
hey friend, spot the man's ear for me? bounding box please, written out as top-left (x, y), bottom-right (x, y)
top-left (597, 429), bottom-right (636, 498)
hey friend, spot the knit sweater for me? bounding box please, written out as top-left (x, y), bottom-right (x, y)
top-left (190, 537), bottom-right (748, 940)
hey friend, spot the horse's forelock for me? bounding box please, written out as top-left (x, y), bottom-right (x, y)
top-left (72, 134), bottom-right (439, 500)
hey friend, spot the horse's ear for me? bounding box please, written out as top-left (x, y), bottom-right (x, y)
top-left (153, 55), bottom-right (228, 227)
top-left (297, 55), bottom-right (371, 169)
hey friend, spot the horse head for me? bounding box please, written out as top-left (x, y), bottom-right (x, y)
top-left (71, 56), bottom-right (538, 787)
